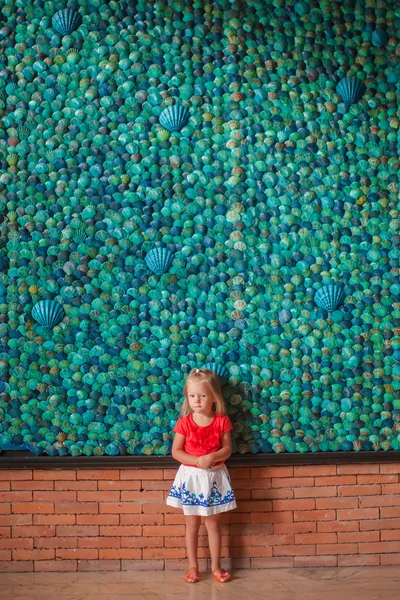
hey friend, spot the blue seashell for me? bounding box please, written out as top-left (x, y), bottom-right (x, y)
top-left (145, 247), bottom-right (174, 275)
top-left (0, 381), bottom-right (5, 393)
top-left (278, 309), bottom-right (292, 324)
top-left (314, 284), bottom-right (345, 312)
top-left (32, 299), bottom-right (65, 328)
top-left (203, 363), bottom-right (230, 386)
top-left (371, 29), bottom-right (387, 48)
top-left (159, 105), bottom-right (189, 132)
top-left (336, 77), bottom-right (366, 105)
top-left (52, 9), bottom-right (82, 36)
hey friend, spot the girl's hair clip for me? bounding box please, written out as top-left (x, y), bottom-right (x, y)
top-left (194, 368), bottom-right (200, 374)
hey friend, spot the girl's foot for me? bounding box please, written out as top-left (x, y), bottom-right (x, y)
top-left (212, 568), bottom-right (231, 583)
top-left (184, 566), bottom-right (200, 583)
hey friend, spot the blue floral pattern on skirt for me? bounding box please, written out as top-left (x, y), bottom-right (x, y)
top-left (169, 480), bottom-right (235, 507)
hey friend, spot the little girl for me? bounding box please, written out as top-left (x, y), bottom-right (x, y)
top-left (166, 368), bottom-right (237, 584)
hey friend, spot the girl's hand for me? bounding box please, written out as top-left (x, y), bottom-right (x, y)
top-left (196, 454), bottom-right (215, 470)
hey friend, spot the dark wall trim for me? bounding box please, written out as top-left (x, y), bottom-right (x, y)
top-left (1, 450), bottom-right (400, 469)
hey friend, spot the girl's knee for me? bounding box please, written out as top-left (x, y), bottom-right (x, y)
top-left (205, 515), bottom-right (220, 529)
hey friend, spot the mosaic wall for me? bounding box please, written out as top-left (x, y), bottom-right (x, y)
top-left (0, 0), bottom-right (399, 458)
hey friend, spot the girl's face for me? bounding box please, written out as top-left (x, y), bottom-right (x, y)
top-left (186, 381), bottom-right (214, 415)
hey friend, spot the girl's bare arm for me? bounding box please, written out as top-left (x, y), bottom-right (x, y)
top-left (171, 432), bottom-right (199, 465)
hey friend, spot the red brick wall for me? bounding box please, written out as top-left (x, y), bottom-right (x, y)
top-left (1, 463), bottom-right (400, 572)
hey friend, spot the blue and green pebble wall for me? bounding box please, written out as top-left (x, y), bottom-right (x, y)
top-left (0, 0), bottom-right (399, 458)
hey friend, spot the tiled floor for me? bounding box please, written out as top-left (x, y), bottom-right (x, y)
top-left (0, 567), bottom-right (397, 600)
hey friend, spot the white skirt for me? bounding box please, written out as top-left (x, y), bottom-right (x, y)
top-left (166, 463), bottom-right (237, 516)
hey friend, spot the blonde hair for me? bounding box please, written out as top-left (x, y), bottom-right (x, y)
top-left (181, 368), bottom-right (226, 417)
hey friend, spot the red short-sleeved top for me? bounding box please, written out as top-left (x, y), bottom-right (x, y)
top-left (173, 414), bottom-right (233, 467)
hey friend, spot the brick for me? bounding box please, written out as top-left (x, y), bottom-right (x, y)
top-left (361, 541), bottom-right (400, 553)
top-left (381, 554), bottom-right (400, 565)
top-left (381, 530), bottom-right (400, 541)
top-left (0, 482), bottom-right (10, 490)
top-left (99, 549), bottom-right (141, 560)
top-left (0, 550), bottom-right (11, 560)
top-left (122, 537), bottom-right (163, 549)
top-left (229, 468), bottom-right (251, 479)
top-left (316, 497), bottom-right (358, 510)
top-left (294, 486), bottom-right (337, 499)
top-left (55, 481), bottom-right (97, 491)
top-left (318, 521), bottom-right (358, 533)
top-left (294, 510), bottom-right (336, 522)
top-left (36, 560), bottom-right (77, 572)
top-left (339, 554), bottom-right (380, 567)
top-left (120, 469), bottom-right (163, 480)
top-left (358, 474), bottom-right (397, 484)
top-left (33, 470), bottom-right (76, 481)
top-left (55, 502), bottom-right (98, 514)
top-left (0, 470), bottom-right (32, 481)
top-left (317, 543), bottom-right (358, 555)
top-left (78, 537), bottom-right (121, 549)
top-left (122, 559), bottom-right (165, 571)
top-left (34, 537), bottom-right (77, 549)
top-left (232, 478), bottom-right (272, 490)
top-left (56, 525), bottom-right (99, 537)
top-left (0, 515), bottom-right (32, 526)
top-left (13, 526), bottom-right (55, 538)
top-left (294, 555), bottom-right (338, 568)
top-left (56, 549), bottom-right (99, 560)
top-left (0, 539), bottom-right (33, 550)
top-left (0, 560), bottom-right (33, 571)
top-left (33, 492), bottom-right (77, 502)
top-left (251, 467), bottom-right (293, 478)
top-left (272, 477), bottom-right (314, 488)
top-left (77, 470), bottom-right (120, 480)
top-left (12, 503), bottom-right (54, 514)
top-left (251, 513), bottom-right (292, 524)
top-left (143, 525), bottom-right (184, 537)
top-left (275, 522), bottom-right (317, 535)
top-left (120, 491), bottom-right (163, 502)
top-left (77, 491), bottom-right (120, 502)
top-left (120, 514), bottom-right (163, 526)
top-left (252, 534), bottom-right (294, 546)
top-left (337, 508), bottom-right (379, 521)
top-left (33, 515), bottom-right (75, 526)
top-left (273, 499), bottom-right (315, 511)
top-left (12, 481), bottom-right (54, 491)
top-left (382, 484), bottom-right (400, 494)
top-left (380, 465), bottom-right (400, 474)
top-left (230, 523), bottom-right (274, 535)
top-left (13, 549), bottom-right (55, 561)
top-left (77, 560), bottom-right (121, 571)
top-left (337, 464), bottom-right (379, 475)
top-left (76, 514), bottom-right (119, 525)
top-left (0, 491), bottom-right (32, 502)
top-left (273, 544), bottom-right (316, 556)
top-left (252, 489), bottom-right (293, 500)
top-left (381, 508), bottom-right (400, 518)
top-left (99, 503), bottom-right (141, 514)
top-left (361, 519), bottom-right (400, 531)
top-left (338, 531), bottom-right (379, 543)
top-left (295, 533), bottom-right (337, 545)
top-left (315, 475), bottom-right (356, 486)
top-left (252, 557), bottom-right (294, 569)
top-left (100, 526), bottom-right (141, 537)
top-left (361, 496), bottom-right (400, 509)
top-left (294, 465), bottom-right (336, 477)
top-left (339, 485), bottom-right (381, 497)
top-left (98, 481), bottom-right (141, 491)
top-left (0, 505), bottom-right (11, 514)
top-left (231, 546), bottom-right (273, 558)
top-left (0, 527), bottom-right (10, 538)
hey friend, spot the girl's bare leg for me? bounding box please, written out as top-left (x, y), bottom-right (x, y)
top-left (205, 513), bottom-right (231, 581)
top-left (185, 515), bottom-right (201, 581)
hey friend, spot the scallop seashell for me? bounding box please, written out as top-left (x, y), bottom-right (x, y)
top-left (145, 247), bottom-right (174, 275)
top-left (336, 77), bottom-right (366, 106)
top-left (32, 299), bottom-right (65, 328)
top-left (371, 29), bottom-right (387, 48)
top-left (203, 363), bottom-right (230, 386)
top-left (52, 8), bottom-right (82, 36)
top-left (159, 105), bottom-right (190, 132)
top-left (314, 284), bottom-right (345, 312)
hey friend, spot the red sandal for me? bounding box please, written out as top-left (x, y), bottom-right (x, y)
top-left (184, 566), bottom-right (200, 583)
top-left (212, 568), bottom-right (231, 582)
